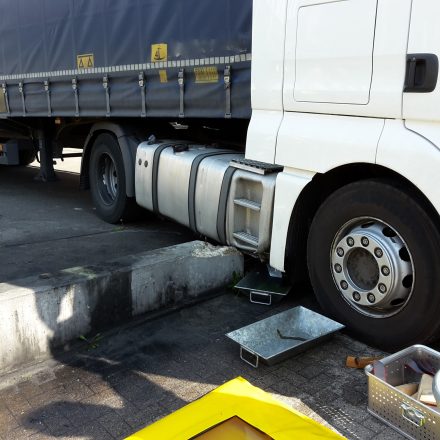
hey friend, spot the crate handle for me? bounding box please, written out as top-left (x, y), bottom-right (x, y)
top-left (240, 346), bottom-right (259, 368)
top-left (401, 403), bottom-right (426, 427)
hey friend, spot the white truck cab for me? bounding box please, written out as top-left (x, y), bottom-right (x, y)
top-left (242, 0), bottom-right (440, 349)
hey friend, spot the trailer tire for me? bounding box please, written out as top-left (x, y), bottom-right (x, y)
top-left (307, 179), bottom-right (440, 350)
top-left (89, 133), bottom-right (137, 223)
top-left (18, 148), bottom-right (35, 166)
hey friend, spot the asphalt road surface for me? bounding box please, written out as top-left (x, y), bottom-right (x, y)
top-left (0, 152), bottom-right (196, 284)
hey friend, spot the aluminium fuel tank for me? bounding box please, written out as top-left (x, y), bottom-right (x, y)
top-left (135, 141), bottom-right (243, 242)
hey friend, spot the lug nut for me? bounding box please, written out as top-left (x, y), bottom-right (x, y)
top-left (353, 292), bottom-right (361, 302)
top-left (367, 293), bottom-right (376, 303)
top-left (346, 237), bottom-right (355, 247)
top-left (334, 264), bottom-right (342, 273)
top-left (375, 248), bottom-right (383, 258)
top-left (336, 247), bottom-right (344, 257)
top-left (378, 283), bottom-right (387, 294)
top-left (381, 266), bottom-right (390, 276)
top-left (361, 237), bottom-right (369, 247)
top-left (138, 158), bottom-right (142, 165)
top-left (144, 160), bottom-right (149, 167)
top-left (340, 280), bottom-right (348, 290)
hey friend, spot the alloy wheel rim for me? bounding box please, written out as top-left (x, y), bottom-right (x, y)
top-left (98, 153), bottom-right (118, 204)
top-left (330, 217), bottom-right (415, 318)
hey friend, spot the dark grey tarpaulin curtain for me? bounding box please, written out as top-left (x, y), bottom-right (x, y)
top-left (0, 0), bottom-right (252, 119)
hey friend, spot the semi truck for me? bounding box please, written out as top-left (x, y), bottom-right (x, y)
top-left (1, 0), bottom-right (439, 350)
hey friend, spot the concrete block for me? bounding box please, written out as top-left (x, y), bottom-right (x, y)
top-left (0, 241), bottom-right (243, 373)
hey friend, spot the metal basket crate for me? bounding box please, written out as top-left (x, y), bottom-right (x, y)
top-left (365, 345), bottom-right (440, 440)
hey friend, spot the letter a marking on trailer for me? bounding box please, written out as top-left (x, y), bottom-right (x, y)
top-left (77, 54), bottom-right (95, 70)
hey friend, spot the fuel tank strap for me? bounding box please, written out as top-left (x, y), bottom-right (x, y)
top-left (217, 166), bottom-right (237, 244)
top-left (188, 150), bottom-right (231, 232)
top-left (152, 143), bottom-right (174, 214)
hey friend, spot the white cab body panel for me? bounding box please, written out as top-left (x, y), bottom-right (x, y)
top-left (275, 113), bottom-right (384, 173)
top-left (245, 0), bottom-right (288, 162)
top-left (404, 121), bottom-right (440, 153)
top-left (283, 0), bottom-right (411, 118)
top-left (271, 112), bottom-right (384, 271)
top-left (251, 0), bottom-right (287, 112)
top-left (404, 0), bottom-right (440, 122)
top-left (245, 110), bottom-right (283, 163)
top-left (270, 169), bottom-right (314, 270)
top-left (377, 120), bottom-right (440, 218)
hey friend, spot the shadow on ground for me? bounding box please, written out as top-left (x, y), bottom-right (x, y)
top-left (19, 293), bottom-right (283, 439)
top-left (6, 289), bottom-right (395, 440)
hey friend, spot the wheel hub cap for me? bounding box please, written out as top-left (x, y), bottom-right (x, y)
top-left (98, 154), bottom-right (118, 204)
top-left (331, 219), bottom-right (414, 317)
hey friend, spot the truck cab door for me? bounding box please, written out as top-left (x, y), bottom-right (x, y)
top-left (285, 0), bottom-right (378, 108)
top-left (281, 0), bottom-right (412, 118)
top-left (276, 0), bottom-right (382, 173)
top-left (403, 0), bottom-right (440, 123)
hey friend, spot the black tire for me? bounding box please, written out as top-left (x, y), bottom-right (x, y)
top-left (307, 179), bottom-right (440, 350)
top-left (89, 133), bottom-right (136, 224)
top-left (18, 148), bottom-right (36, 166)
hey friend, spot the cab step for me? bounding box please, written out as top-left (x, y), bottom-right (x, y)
top-left (233, 198), bottom-right (261, 211)
top-left (230, 158), bottom-right (283, 175)
top-left (233, 231), bottom-right (259, 247)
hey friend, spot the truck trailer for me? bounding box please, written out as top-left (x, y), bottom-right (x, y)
top-left (1, 0), bottom-right (440, 350)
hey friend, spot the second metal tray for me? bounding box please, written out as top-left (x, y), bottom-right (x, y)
top-left (226, 306), bottom-right (345, 367)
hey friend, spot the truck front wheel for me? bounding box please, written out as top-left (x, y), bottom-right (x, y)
top-left (307, 179), bottom-right (440, 350)
top-left (89, 133), bottom-right (134, 223)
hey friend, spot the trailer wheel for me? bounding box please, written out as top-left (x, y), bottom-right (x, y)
top-left (89, 133), bottom-right (135, 223)
top-left (307, 179), bottom-right (440, 350)
top-left (18, 148), bottom-right (35, 166)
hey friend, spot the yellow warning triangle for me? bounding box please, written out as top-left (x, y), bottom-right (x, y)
top-left (79, 58), bottom-right (84, 68)
top-left (87, 57), bottom-right (93, 67)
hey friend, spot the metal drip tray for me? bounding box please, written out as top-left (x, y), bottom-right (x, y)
top-left (226, 306), bottom-right (345, 367)
top-left (234, 270), bottom-right (291, 305)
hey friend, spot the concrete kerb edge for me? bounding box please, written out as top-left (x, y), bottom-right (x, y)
top-left (0, 240), bottom-right (243, 373)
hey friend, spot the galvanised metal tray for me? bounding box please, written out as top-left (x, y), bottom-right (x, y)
top-left (226, 306), bottom-right (345, 368)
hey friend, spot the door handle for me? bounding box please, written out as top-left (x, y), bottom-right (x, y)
top-left (404, 53), bottom-right (438, 93)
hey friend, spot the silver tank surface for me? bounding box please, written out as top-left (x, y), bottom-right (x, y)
top-left (194, 153), bottom-right (242, 240)
top-left (135, 141), bottom-right (243, 241)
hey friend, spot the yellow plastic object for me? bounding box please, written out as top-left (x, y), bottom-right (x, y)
top-left (126, 377), bottom-right (345, 440)
top-left (195, 416), bottom-right (272, 439)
